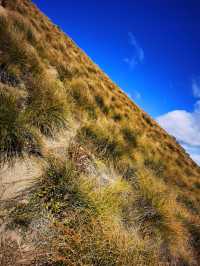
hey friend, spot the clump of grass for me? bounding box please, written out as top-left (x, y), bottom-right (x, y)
top-left (144, 157), bottom-right (165, 178)
top-left (112, 113), bottom-right (122, 122)
top-left (94, 94), bottom-right (110, 114)
top-left (80, 176), bottom-right (131, 218)
top-left (0, 15), bottom-right (43, 77)
top-left (25, 76), bottom-right (68, 137)
top-left (177, 194), bottom-right (199, 215)
top-left (69, 79), bottom-right (97, 118)
top-left (117, 160), bottom-right (138, 185)
top-left (34, 157), bottom-right (158, 265)
top-left (50, 214), bottom-right (158, 266)
top-left (57, 64), bottom-right (73, 81)
top-left (35, 156), bottom-right (96, 216)
top-left (142, 113), bottom-right (154, 126)
top-left (77, 125), bottom-right (125, 161)
top-left (123, 172), bottom-right (191, 263)
top-left (0, 91), bottom-right (42, 166)
top-left (11, 13), bottom-right (37, 45)
top-left (184, 219), bottom-right (200, 261)
top-left (95, 94), bottom-right (104, 108)
top-left (122, 127), bottom-right (138, 148)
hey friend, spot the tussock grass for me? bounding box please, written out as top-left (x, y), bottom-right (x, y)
top-left (29, 155), bottom-right (159, 265)
top-left (0, 91), bottom-right (42, 166)
top-left (144, 157), bottom-right (166, 178)
top-left (79, 176), bottom-right (131, 218)
top-left (112, 112), bottom-right (122, 122)
top-left (0, 14), bottom-right (42, 76)
top-left (77, 124), bottom-right (125, 161)
top-left (123, 171), bottom-right (192, 263)
top-left (51, 214), bottom-right (158, 266)
top-left (122, 127), bottom-right (138, 148)
top-left (25, 76), bottom-right (68, 137)
top-left (1, 1), bottom-right (200, 264)
top-left (94, 94), bottom-right (110, 114)
top-left (184, 218), bottom-right (200, 261)
top-left (116, 159), bottom-right (138, 183)
top-left (12, 13), bottom-right (37, 45)
top-left (69, 78), bottom-right (97, 118)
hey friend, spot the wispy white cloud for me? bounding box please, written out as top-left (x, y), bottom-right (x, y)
top-left (194, 100), bottom-right (200, 113)
top-left (157, 79), bottom-right (200, 165)
top-left (124, 32), bottom-right (144, 69)
top-left (182, 144), bottom-right (200, 165)
top-left (127, 90), bottom-right (141, 101)
top-left (157, 110), bottom-right (200, 147)
top-left (192, 77), bottom-right (200, 98)
top-left (131, 90), bottom-right (141, 100)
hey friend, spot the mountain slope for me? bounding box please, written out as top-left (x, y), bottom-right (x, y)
top-left (0, 0), bottom-right (199, 265)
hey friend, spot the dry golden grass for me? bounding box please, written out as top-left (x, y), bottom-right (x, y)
top-left (0, 0), bottom-right (200, 265)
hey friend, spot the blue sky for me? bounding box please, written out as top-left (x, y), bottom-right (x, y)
top-left (33, 0), bottom-right (200, 164)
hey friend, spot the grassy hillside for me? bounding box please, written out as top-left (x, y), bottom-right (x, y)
top-left (0, 0), bottom-right (200, 265)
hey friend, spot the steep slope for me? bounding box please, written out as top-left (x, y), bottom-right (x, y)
top-left (0, 0), bottom-right (199, 265)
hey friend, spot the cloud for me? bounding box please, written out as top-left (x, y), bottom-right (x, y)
top-left (182, 145), bottom-right (200, 165)
top-left (191, 154), bottom-right (200, 165)
top-left (157, 79), bottom-right (200, 165)
top-left (157, 110), bottom-right (200, 165)
top-left (192, 78), bottom-right (200, 98)
top-left (124, 32), bottom-right (144, 69)
top-left (127, 90), bottom-right (141, 101)
top-left (157, 110), bottom-right (200, 147)
top-left (195, 100), bottom-right (200, 113)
